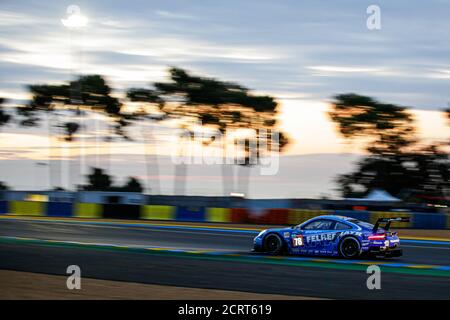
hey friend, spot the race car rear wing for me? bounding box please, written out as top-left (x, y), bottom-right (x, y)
top-left (373, 217), bottom-right (410, 233)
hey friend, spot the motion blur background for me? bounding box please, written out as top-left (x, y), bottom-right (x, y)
top-left (0, 0), bottom-right (448, 201)
top-left (1, 0), bottom-right (450, 301)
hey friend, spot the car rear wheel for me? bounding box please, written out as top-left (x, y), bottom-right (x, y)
top-left (339, 237), bottom-right (361, 259)
top-left (264, 234), bottom-right (284, 255)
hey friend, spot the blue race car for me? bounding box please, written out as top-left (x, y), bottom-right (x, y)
top-left (253, 215), bottom-right (409, 258)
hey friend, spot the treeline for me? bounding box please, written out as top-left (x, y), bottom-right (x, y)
top-left (0, 67), bottom-right (449, 202)
top-left (329, 93), bottom-right (449, 203)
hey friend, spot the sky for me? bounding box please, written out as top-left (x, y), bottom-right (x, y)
top-left (0, 0), bottom-right (449, 198)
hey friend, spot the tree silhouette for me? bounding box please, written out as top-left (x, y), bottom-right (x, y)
top-left (330, 93), bottom-right (449, 200)
top-left (0, 181), bottom-right (10, 190)
top-left (338, 145), bottom-right (449, 199)
top-left (80, 167), bottom-right (144, 192)
top-left (83, 167), bottom-right (113, 191)
top-left (329, 93), bottom-right (415, 155)
top-left (0, 99), bottom-right (12, 191)
top-left (122, 177), bottom-right (143, 193)
top-left (27, 75), bottom-right (124, 130)
top-left (23, 75), bottom-right (131, 189)
top-left (0, 98), bottom-right (12, 129)
top-left (129, 67), bottom-right (289, 149)
top-left (60, 122), bottom-right (80, 142)
top-left (128, 67), bottom-right (289, 196)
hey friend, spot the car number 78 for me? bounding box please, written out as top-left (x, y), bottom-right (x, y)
top-left (293, 235), bottom-right (304, 247)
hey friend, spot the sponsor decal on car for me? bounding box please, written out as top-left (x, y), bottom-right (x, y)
top-left (340, 231), bottom-right (363, 237)
top-left (305, 232), bottom-right (337, 243)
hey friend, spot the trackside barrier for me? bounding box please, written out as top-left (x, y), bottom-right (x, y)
top-left (248, 208), bottom-right (290, 225)
top-left (73, 202), bottom-right (102, 219)
top-left (46, 202), bottom-right (72, 217)
top-left (103, 204), bottom-right (140, 220)
top-left (288, 209), bottom-right (330, 225)
top-left (230, 208), bottom-right (250, 223)
top-left (334, 210), bottom-right (370, 222)
top-left (2, 200), bottom-right (449, 229)
top-left (412, 212), bottom-right (446, 229)
top-left (0, 201), bottom-right (7, 214)
top-left (176, 206), bottom-right (205, 222)
top-left (205, 208), bottom-right (231, 223)
top-left (141, 205), bottom-right (175, 220)
top-left (9, 201), bottom-right (45, 216)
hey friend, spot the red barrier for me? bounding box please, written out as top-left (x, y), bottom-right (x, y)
top-left (230, 208), bottom-right (250, 223)
top-left (247, 208), bottom-right (290, 225)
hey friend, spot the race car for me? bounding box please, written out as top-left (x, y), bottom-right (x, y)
top-left (253, 215), bottom-right (409, 258)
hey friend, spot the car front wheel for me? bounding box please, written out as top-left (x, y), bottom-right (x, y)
top-left (264, 234), bottom-right (284, 255)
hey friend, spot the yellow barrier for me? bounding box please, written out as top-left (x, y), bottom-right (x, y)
top-left (74, 203), bottom-right (102, 219)
top-left (369, 211), bottom-right (413, 228)
top-left (141, 205), bottom-right (175, 220)
top-left (9, 201), bottom-right (45, 216)
top-left (288, 209), bottom-right (329, 225)
top-left (206, 208), bottom-right (231, 223)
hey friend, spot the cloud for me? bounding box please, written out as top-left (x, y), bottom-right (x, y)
top-left (0, 10), bottom-right (42, 26)
top-left (0, 0), bottom-right (450, 111)
top-left (307, 65), bottom-right (384, 75)
top-left (428, 69), bottom-right (450, 79)
top-left (155, 10), bottom-right (195, 20)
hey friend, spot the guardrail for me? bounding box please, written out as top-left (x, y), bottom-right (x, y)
top-left (0, 200), bottom-right (449, 229)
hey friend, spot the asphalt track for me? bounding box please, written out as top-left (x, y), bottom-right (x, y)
top-left (1, 217), bottom-right (450, 299)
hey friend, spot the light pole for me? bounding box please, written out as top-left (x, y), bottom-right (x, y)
top-left (61, 5), bottom-right (88, 105)
top-left (60, 5), bottom-right (88, 191)
top-left (34, 162), bottom-right (48, 190)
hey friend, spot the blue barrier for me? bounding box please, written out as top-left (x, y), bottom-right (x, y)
top-left (46, 202), bottom-right (73, 217)
top-left (334, 210), bottom-right (370, 221)
top-left (0, 201), bottom-right (7, 214)
top-left (1, 199), bottom-right (449, 229)
top-left (176, 206), bottom-right (206, 222)
top-left (412, 212), bottom-right (447, 229)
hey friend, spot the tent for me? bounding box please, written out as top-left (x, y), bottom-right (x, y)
top-left (346, 189), bottom-right (401, 202)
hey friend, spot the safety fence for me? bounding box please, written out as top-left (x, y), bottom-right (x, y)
top-left (0, 200), bottom-right (449, 229)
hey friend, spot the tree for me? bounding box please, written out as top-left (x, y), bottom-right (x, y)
top-left (122, 177), bottom-right (143, 193)
top-left (27, 75), bottom-right (125, 133)
top-left (329, 93), bottom-right (415, 155)
top-left (61, 122), bottom-right (80, 142)
top-left (337, 145), bottom-right (449, 199)
top-left (11, 68), bottom-right (288, 196)
top-left (80, 167), bottom-right (144, 193)
top-left (329, 93), bottom-right (449, 200)
top-left (82, 167), bottom-right (113, 191)
top-left (24, 75), bottom-right (128, 189)
top-left (127, 67), bottom-right (289, 196)
top-left (0, 181), bottom-right (10, 190)
top-left (0, 98), bottom-right (12, 129)
top-left (0, 100), bottom-right (13, 193)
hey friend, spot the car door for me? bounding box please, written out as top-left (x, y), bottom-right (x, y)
top-left (300, 219), bottom-right (336, 255)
